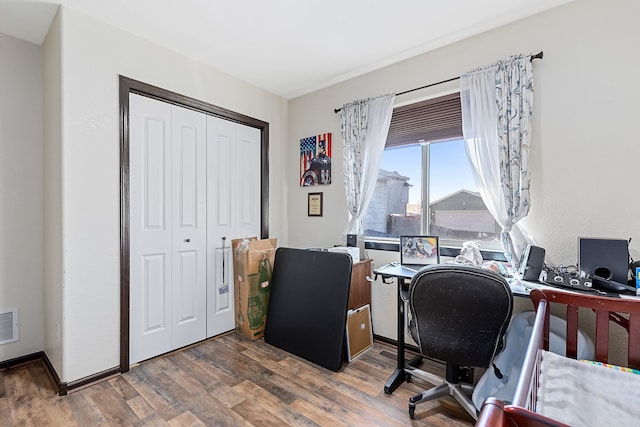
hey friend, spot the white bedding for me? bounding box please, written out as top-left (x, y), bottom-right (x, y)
top-left (537, 350), bottom-right (640, 426)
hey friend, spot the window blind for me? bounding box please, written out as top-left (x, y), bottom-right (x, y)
top-left (386, 92), bottom-right (462, 148)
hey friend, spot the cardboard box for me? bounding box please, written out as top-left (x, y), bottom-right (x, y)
top-left (232, 237), bottom-right (278, 340)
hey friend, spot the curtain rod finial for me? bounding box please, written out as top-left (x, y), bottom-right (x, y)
top-left (530, 51), bottom-right (544, 61)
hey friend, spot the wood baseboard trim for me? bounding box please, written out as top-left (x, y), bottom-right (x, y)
top-left (0, 351), bottom-right (43, 370)
top-left (40, 351), bottom-right (67, 395)
top-left (2, 352), bottom-right (119, 396)
top-left (0, 351), bottom-right (67, 395)
top-left (65, 366), bottom-right (121, 394)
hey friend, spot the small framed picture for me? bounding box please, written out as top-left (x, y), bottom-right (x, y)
top-left (308, 192), bottom-right (323, 217)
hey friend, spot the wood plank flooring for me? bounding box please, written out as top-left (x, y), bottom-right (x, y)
top-left (0, 334), bottom-right (475, 426)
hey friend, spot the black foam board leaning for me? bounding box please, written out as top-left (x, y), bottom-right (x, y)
top-left (264, 247), bottom-right (353, 372)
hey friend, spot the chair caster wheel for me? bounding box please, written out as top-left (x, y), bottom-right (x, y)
top-left (409, 404), bottom-right (416, 419)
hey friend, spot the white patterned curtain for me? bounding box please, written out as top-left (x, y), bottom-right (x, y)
top-left (461, 54), bottom-right (534, 264)
top-left (340, 94), bottom-right (395, 237)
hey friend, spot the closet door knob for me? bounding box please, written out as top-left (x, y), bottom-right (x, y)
top-left (184, 238), bottom-right (191, 243)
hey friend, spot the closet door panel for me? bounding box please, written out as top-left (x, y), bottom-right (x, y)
top-left (206, 116), bottom-right (236, 337)
top-left (129, 94), bottom-right (173, 364)
top-left (235, 124), bottom-right (262, 238)
top-left (205, 116), bottom-right (261, 337)
top-left (171, 105), bottom-right (207, 349)
top-left (207, 116), bottom-right (234, 233)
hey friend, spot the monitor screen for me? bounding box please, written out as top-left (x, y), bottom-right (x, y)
top-left (400, 235), bottom-right (440, 267)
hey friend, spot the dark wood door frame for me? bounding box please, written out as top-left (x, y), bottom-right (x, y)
top-left (119, 76), bottom-right (269, 372)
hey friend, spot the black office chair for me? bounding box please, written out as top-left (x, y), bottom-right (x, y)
top-left (406, 264), bottom-right (513, 421)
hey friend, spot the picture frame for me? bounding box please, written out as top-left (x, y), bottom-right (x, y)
top-left (308, 192), bottom-right (323, 217)
top-left (300, 133), bottom-right (332, 186)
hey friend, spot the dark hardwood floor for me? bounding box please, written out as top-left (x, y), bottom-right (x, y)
top-left (0, 333), bottom-right (474, 426)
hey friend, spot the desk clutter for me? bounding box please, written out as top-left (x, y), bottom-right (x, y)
top-left (521, 237), bottom-right (638, 295)
top-left (539, 264), bottom-right (595, 292)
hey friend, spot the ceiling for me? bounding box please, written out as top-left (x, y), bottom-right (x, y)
top-left (0, 0), bottom-right (573, 99)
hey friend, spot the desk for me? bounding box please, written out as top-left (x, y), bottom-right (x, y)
top-left (373, 263), bottom-right (532, 395)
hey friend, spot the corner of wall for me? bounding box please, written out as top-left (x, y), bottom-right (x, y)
top-left (41, 7), bottom-right (65, 380)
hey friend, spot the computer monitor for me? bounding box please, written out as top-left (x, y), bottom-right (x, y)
top-left (400, 235), bottom-right (439, 270)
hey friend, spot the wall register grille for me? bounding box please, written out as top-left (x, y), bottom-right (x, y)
top-left (0, 308), bottom-right (18, 345)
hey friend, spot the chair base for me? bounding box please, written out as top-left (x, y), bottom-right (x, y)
top-left (406, 366), bottom-right (478, 421)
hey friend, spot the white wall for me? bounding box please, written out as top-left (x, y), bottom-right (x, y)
top-left (44, 7), bottom-right (288, 382)
top-left (0, 33), bottom-right (44, 361)
top-left (288, 0), bottom-right (640, 343)
top-left (42, 9), bottom-right (63, 374)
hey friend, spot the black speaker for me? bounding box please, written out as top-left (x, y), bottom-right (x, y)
top-left (578, 237), bottom-right (629, 285)
top-left (346, 234), bottom-right (357, 247)
top-left (519, 245), bottom-right (546, 281)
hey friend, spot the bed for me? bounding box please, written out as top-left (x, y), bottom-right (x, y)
top-left (475, 288), bottom-right (640, 427)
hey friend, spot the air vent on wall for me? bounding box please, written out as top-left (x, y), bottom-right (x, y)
top-left (0, 308), bottom-right (19, 345)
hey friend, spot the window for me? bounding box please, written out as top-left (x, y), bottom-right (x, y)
top-left (364, 93), bottom-right (501, 251)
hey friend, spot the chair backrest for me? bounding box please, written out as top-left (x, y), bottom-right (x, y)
top-left (529, 288), bottom-right (640, 369)
top-left (409, 264), bottom-right (513, 368)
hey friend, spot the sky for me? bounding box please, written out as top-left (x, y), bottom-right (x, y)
top-left (379, 138), bottom-right (478, 203)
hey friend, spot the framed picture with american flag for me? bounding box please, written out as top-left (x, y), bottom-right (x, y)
top-left (300, 133), bottom-right (332, 186)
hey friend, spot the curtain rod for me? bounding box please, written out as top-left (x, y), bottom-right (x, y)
top-left (334, 51), bottom-right (543, 114)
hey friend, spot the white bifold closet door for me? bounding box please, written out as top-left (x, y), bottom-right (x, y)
top-left (206, 116), bottom-right (261, 337)
top-left (129, 93), bottom-right (207, 364)
top-left (129, 94), bottom-right (262, 364)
